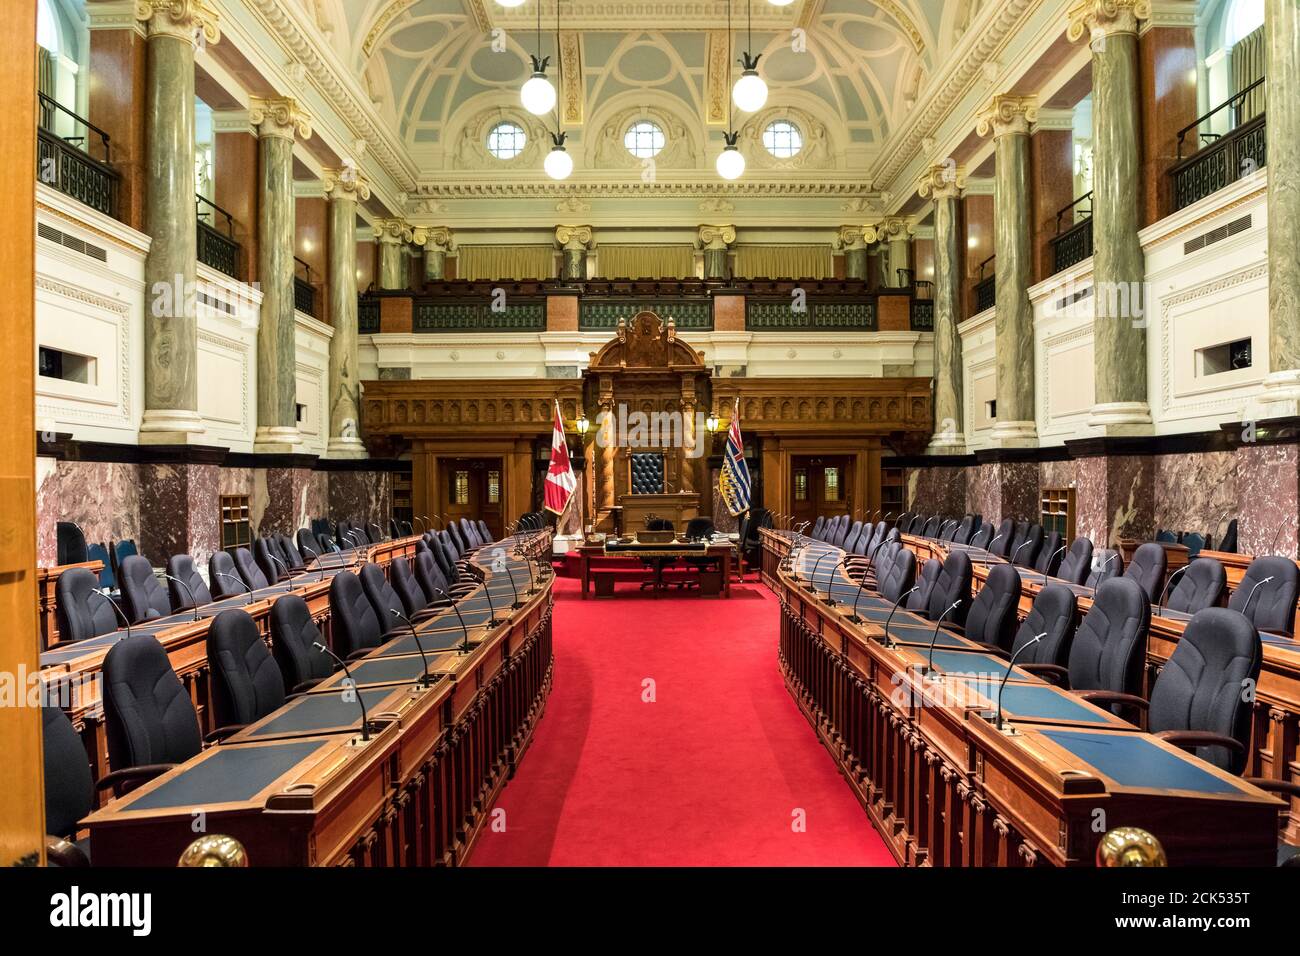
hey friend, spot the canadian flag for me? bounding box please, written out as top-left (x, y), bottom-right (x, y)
top-left (543, 400), bottom-right (577, 515)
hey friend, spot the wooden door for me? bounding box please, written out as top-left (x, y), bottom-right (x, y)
top-left (790, 455), bottom-right (854, 528)
top-left (439, 458), bottom-right (505, 539)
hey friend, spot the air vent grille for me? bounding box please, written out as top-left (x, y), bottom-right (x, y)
top-left (1184, 215), bottom-right (1252, 255)
top-left (37, 222), bottom-right (108, 262)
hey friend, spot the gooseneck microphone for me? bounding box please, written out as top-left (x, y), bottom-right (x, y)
top-left (1010, 540), bottom-right (1034, 565)
top-left (266, 553), bottom-right (296, 591)
top-left (1154, 564), bottom-right (1190, 616)
top-left (987, 534), bottom-right (1004, 555)
top-left (501, 562), bottom-right (522, 609)
top-left (823, 559), bottom-right (847, 605)
top-left (995, 632), bottom-right (1045, 731)
top-left (432, 587), bottom-right (472, 653)
top-left (478, 573), bottom-right (502, 627)
top-left (515, 546), bottom-right (538, 594)
top-left (1239, 575), bottom-right (1274, 617)
top-left (1044, 545), bottom-right (1066, 577)
top-left (880, 586), bottom-right (920, 648)
top-left (215, 571), bottom-right (253, 606)
top-left (1090, 551), bottom-right (1119, 599)
top-left (390, 610), bottom-right (436, 687)
top-left (162, 574), bottom-right (201, 622)
top-left (89, 589), bottom-right (132, 637)
top-left (413, 516), bottom-right (426, 533)
top-left (299, 542), bottom-right (327, 583)
top-left (850, 569), bottom-right (874, 624)
top-left (807, 550), bottom-right (834, 593)
top-left (312, 642), bottom-right (372, 741)
top-left (924, 599), bottom-right (964, 675)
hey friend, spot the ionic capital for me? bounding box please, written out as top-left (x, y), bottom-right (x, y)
top-left (416, 227), bottom-right (454, 252)
top-left (323, 166), bottom-right (371, 203)
top-left (976, 94), bottom-right (1039, 138)
top-left (917, 162), bottom-right (966, 201)
top-left (555, 224), bottom-right (594, 249)
top-left (697, 224), bottom-right (737, 249)
top-left (134, 0), bottom-right (220, 45)
top-left (373, 218), bottom-right (413, 245)
top-left (250, 96), bottom-right (313, 142)
top-left (1067, 0), bottom-right (1152, 42)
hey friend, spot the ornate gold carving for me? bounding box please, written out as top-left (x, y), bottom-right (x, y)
top-left (917, 162), bottom-right (966, 200)
top-left (373, 218), bottom-right (413, 244)
top-left (1067, 0), bottom-right (1153, 41)
top-left (323, 167), bottom-right (371, 202)
top-left (878, 216), bottom-right (913, 240)
top-left (555, 225), bottom-right (594, 249)
top-left (416, 227), bottom-right (454, 252)
top-left (361, 0), bottom-right (417, 57)
top-left (249, 96), bottom-right (313, 141)
top-left (976, 94), bottom-right (1039, 138)
top-left (134, 0), bottom-right (220, 45)
top-left (560, 31), bottom-right (583, 126)
top-left (706, 31), bottom-right (730, 126)
top-left (697, 224), bottom-right (736, 249)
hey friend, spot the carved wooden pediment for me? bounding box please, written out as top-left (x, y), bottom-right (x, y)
top-left (587, 311), bottom-right (706, 372)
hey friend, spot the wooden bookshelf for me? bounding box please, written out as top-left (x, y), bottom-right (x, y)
top-left (220, 495), bottom-right (252, 550)
top-left (1040, 488), bottom-right (1076, 542)
top-left (881, 466), bottom-right (905, 519)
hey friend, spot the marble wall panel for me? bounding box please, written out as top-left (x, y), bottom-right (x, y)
top-left (906, 465), bottom-right (967, 517)
top-left (1234, 444), bottom-right (1299, 558)
top-left (965, 462), bottom-right (1038, 526)
top-left (35, 459), bottom-right (141, 566)
top-left (328, 471), bottom-right (393, 531)
top-left (1152, 451), bottom-right (1238, 546)
top-left (138, 462), bottom-right (221, 568)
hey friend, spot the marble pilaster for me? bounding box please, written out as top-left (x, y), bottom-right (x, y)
top-left (1259, 0), bottom-right (1300, 413)
top-left (880, 217), bottom-right (913, 287)
top-left (251, 97), bottom-right (312, 453)
top-left (1069, 1), bottom-right (1153, 434)
top-left (138, 462), bottom-right (222, 570)
top-left (375, 219), bottom-right (412, 290)
top-left (919, 163), bottom-right (966, 452)
top-left (838, 225), bottom-right (871, 280)
top-left (419, 226), bottom-right (453, 282)
top-left (324, 168), bottom-right (369, 459)
top-left (135, 1), bottom-right (220, 444)
top-left (555, 225), bottom-right (593, 281)
top-left (698, 224), bottom-right (736, 280)
top-left (979, 95), bottom-right (1039, 448)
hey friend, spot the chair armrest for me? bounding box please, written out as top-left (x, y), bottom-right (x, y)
top-left (1076, 690), bottom-right (1149, 710)
top-left (205, 724), bottom-right (245, 744)
top-left (1153, 730), bottom-right (1245, 755)
top-left (1020, 663), bottom-right (1070, 683)
top-left (95, 764), bottom-right (176, 795)
top-left (1243, 777), bottom-right (1300, 800)
top-left (45, 835), bottom-right (89, 868)
top-left (289, 678), bottom-right (324, 695)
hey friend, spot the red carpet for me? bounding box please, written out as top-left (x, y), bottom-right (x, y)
top-left (469, 574), bottom-right (896, 866)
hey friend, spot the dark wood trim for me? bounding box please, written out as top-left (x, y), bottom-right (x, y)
top-left (35, 433), bottom-right (405, 472)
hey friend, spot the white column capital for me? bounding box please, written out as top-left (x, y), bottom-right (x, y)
top-left (249, 96), bottom-right (313, 142)
top-left (555, 224), bottom-right (594, 250)
top-left (976, 95), bottom-right (1039, 138)
top-left (918, 162), bottom-right (966, 201)
top-left (324, 166), bottom-right (371, 203)
top-left (1067, 0), bottom-right (1152, 42)
top-left (134, 0), bottom-right (220, 45)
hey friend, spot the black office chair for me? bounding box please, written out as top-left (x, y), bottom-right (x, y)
top-left (1035, 531), bottom-right (1064, 576)
top-left (55, 567), bottom-right (120, 644)
top-left (1060, 577), bottom-right (1150, 716)
top-left (1219, 519), bottom-right (1239, 554)
top-left (878, 548), bottom-right (917, 606)
top-left (117, 555), bottom-right (172, 624)
top-left (1124, 542), bottom-right (1168, 603)
top-left (390, 557), bottom-right (432, 618)
top-left (101, 634), bottom-right (206, 795)
top-left (460, 518), bottom-right (483, 549)
top-left (414, 551), bottom-right (459, 606)
top-left (269, 594), bottom-right (334, 695)
top-left (477, 520), bottom-right (491, 544)
top-left (840, 520), bottom-right (864, 554)
top-left (1156, 529), bottom-right (1178, 544)
top-left (253, 538), bottom-right (285, 584)
top-left (330, 570), bottom-right (385, 660)
top-left (366, 522), bottom-right (384, 544)
top-left (961, 562), bottom-right (1021, 652)
top-left (165, 554), bottom-right (212, 611)
top-left (1057, 537), bottom-right (1094, 585)
top-left (1161, 557), bottom-right (1226, 615)
top-left (447, 521), bottom-right (468, 554)
top-left (207, 608), bottom-right (287, 731)
top-left (969, 523), bottom-right (994, 550)
top-left (906, 558), bottom-right (943, 614)
top-left (232, 546), bottom-right (269, 591)
top-left (952, 515), bottom-right (976, 545)
top-left (1084, 548), bottom-right (1125, 589)
top-left (920, 516), bottom-right (941, 538)
top-left (1181, 532), bottom-right (1206, 557)
top-left (1009, 523), bottom-right (1044, 567)
top-left (42, 705), bottom-right (94, 867)
top-left (57, 522), bottom-right (88, 566)
top-left (810, 516), bottom-right (826, 540)
top-left (1228, 556), bottom-right (1300, 637)
top-left (359, 562), bottom-right (425, 635)
top-left (87, 542), bottom-right (115, 590)
top-left (924, 551), bottom-right (971, 627)
top-left (296, 527), bottom-right (322, 562)
top-left (209, 550), bottom-right (243, 598)
top-left (1009, 584), bottom-right (1079, 669)
top-left (276, 533), bottom-right (306, 572)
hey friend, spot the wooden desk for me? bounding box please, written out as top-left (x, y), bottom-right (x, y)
top-left (899, 533), bottom-right (1300, 844)
top-left (765, 532), bottom-right (1282, 865)
top-left (80, 539), bottom-right (555, 866)
top-left (577, 541), bottom-right (733, 598)
top-left (37, 559), bottom-right (104, 650)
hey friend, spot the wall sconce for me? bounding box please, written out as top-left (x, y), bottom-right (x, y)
top-left (706, 412), bottom-right (721, 433)
top-left (576, 414), bottom-right (590, 436)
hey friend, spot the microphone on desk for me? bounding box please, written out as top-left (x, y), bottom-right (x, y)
top-left (994, 632), bottom-right (1045, 731)
top-left (823, 560), bottom-right (847, 606)
top-left (987, 534), bottom-right (1005, 555)
top-left (924, 599), bottom-right (963, 676)
top-left (312, 642), bottom-right (371, 741)
top-left (413, 516), bottom-right (426, 533)
top-left (849, 568), bottom-right (875, 624)
top-left (880, 586), bottom-right (921, 648)
top-left (515, 546), bottom-right (538, 594)
top-left (1044, 545), bottom-right (1066, 576)
top-left (390, 610), bottom-right (436, 687)
top-left (215, 572), bottom-right (253, 606)
top-left (938, 519), bottom-right (956, 539)
top-left (162, 574), bottom-right (201, 622)
top-left (1154, 564), bottom-right (1190, 617)
top-left (1010, 539), bottom-right (1034, 566)
top-left (299, 543), bottom-right (328, 583)
top-left (89, 589), bottom-right (132, 637)
top-left (501, 560), bottom-right (522, 608)
top-left (1089, 552), bottom-right (1119, 599)
top-left (807, 550), bottom-right (835, 593)
top-left (1239, 575), bottom-right (1274, 617)
top-left (266, 553), bottom-right (297, 592)
top-left (431, 587), bottom-right (472, 653)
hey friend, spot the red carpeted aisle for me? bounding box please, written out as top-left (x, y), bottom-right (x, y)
top-left (469, 574), bottom-right (896, 866)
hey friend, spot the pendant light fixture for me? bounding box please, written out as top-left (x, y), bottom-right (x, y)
top-left (521, 1), bottom-right (556, 115)
top-left (767, 0), bottom-right (795, 6)
top-left (717, 0), bottom-right (746, 180)
top-left (496, 0), bottom-right (526, 7)
top-left (732, 0), bottom-right (768, 113)
top-left (544, 1), bottom-right (572, 180)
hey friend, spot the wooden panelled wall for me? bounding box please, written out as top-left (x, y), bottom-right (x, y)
top-left (2, 5), bottom-right (42, 866)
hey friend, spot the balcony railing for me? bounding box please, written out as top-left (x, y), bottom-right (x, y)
top-left (293, 257), bottom-right (317, 317)
top-left (195, 195), bottom-right (241, 279)
top-left (1170, 79), bottom-right (1266, 211)
top-left (1050, 192), bottom-right (1093, 274)
top-left (910, 299), bottom-right (934, 332)
top-left (974, 255), bottom-right (996, 314)
top-left (36, 93), bottom-right (119, 218)
top-left (358, 294), bottom-right (380, 334)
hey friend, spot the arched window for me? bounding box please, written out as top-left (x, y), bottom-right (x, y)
top-left (37, 0), bottom-right (60, 54)
top-left (624, 121), bottom-right (665, 159)
top-left (1225, 0), bottom-right (1265, 46)
top-left (486, 122), bottom-right (527, 160)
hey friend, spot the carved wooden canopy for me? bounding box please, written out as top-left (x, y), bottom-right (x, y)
top-left (587, 311), bottom-right (706, 373)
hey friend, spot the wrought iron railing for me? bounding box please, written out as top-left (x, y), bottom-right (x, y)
top-left (746, 298), bottom-right (876, 331)
top-left (579, 298), bottom-right (713, 331)
top-left (195, 194), bottom-right (240, 279)
top-left (973, 255), bottom-right (996, 314)
top-left (910, 299), bottom-right (934, 332)
top-left (293, 257), bottom-right (317, 317)
top-left (413, 298), bottom-right (545, 332)
top-left (36, 93), bottom-right (119, 218)
top-left (1171, 79), bottom-right (1266, 211)
top-left (358, 295), bottom-right (380, 334)
top-left (1050, 192), bottom-right (1093, 274)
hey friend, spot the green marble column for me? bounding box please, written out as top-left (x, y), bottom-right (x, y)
top-left (921, 164), bottom-right (965, 451)
top-left (882, 218), bottom-right (913, 287)
top-left (375, 220), bottom-right (411, 290)
top-left (135, 2), bottom-right (219, 443)
top-left (1262, 0), bottom-right (1300, 411)
top-left (251, 98), bottom-right (311, 453)
top-left (325, 170), bottom-right (368, 459)
top-left (420, 228), bottom-right (452, 283)
top-left (556, 225), bottom-right (593, 281)
top-left (979, 96), bottom-right (1039, 447)
top-left (699, 225), bottom-right (735, 280)
top-left (839, 226), bottom-right (869, 280)
top-left (1070, 1), bottom-right (1152, 434)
